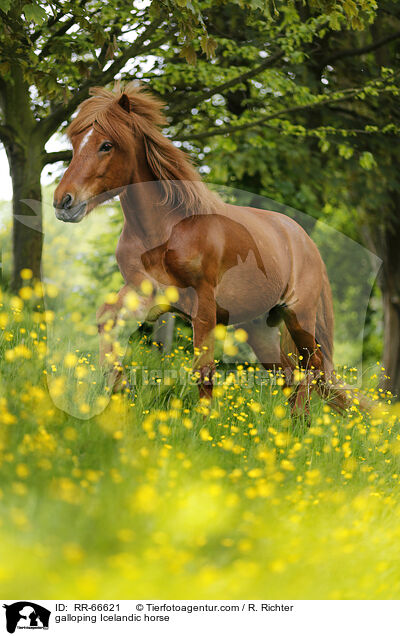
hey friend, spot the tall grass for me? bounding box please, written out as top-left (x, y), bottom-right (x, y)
top-left (0, 284), bottom-right (398, 600)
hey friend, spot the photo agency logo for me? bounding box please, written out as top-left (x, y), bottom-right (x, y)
top-left (12, 183), bottom-right (381, 419)
top-left (2, 603), bottom-right (51, 633)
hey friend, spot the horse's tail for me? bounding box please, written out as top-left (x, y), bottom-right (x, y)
top-left (316, 264), bottom-right (334, 379)
top-left (315, 265), bottom-right (371, 413)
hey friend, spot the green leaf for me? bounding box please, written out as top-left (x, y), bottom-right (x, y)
top-left (179, 44), bottom-right (197, 65)
top-left (200, 35), bottom-right (217, 58)
top-left (338, 144), bottom-right (354, 159)
top-left (0, 0), bottom-right (12, 12)
top-left (359, 151), bottom-right (376, 170)
top-left (328, 12), bottom-right (342, 30)
top-left (23, 3), bottom-right (47, 24)
top-left (319, 140), bottom-right (330, 153)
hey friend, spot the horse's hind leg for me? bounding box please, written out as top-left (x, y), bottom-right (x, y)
top-left (192, 282), bottom-right (217, 399)
top-left (244, 318), bottom-right (296, 390)
top-left (245, 318), bottom-right (281, 371)
top-left (282, 307), bottom-right (324, 416)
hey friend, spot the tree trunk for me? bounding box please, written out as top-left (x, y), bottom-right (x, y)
top-left (380, 223), bottom-right (400, 396)
top-left (6, 144), bottom-right (43, 291)
top-left (368, 213), bottom-right (400, 397)
top-left (382, 279), bottom-right (400, 396)
top-left (0, 64), bottom-right (44, 291)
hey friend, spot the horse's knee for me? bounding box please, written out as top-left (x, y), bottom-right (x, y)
top-left (97, 303), bottom-right (116, 334)
top-left (96, 302), bottom-right (107, 323)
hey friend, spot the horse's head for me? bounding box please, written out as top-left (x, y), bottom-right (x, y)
top-left (53, 93), bottom-right (136, 223)
top-left (54, 82), bottom-right (220, 224)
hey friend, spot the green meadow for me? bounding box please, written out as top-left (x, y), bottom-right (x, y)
top-left (0, 197), bottom-right (399, 600)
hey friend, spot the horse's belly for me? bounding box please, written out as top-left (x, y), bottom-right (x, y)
top-left (215, 273), bottom-right (281, 325)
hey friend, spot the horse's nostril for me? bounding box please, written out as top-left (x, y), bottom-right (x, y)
top-left (61, 193), bottom-right (73, 210)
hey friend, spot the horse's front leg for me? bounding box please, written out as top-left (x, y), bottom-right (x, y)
top-left (96, 284), bottom-right (132, 393)
top-left (192, 283), bottom-right (216, 400)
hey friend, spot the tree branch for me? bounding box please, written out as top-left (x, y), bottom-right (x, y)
top-left (38, 15), bottom-right (81, 59)
top-left (38, 17), bottom-right (164, 138)
top-left (168, 49), bottom-right (285, 117)
top-left (42, 150), bottom-right (72, 166)
top-left (272, 122), bottom-right (400, 138)
top-left (177, 89), bottom-right (378, 142)
top-left (30, 10), bottom-right (71, 44)
top-left (177, 66), bottom-right (400, 143)
top-left (323, 30), bottom-right (400, 66)
top-left (326, 104), bottom-right (374, 124)
top-left (30, 0), bottom-right (88, 44)
top-left (95, 14), bottom-right (140, 69)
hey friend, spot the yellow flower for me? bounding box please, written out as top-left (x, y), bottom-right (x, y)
top-left (105, 292), bottom-right (118, 304)
top-left (281, 459), bottom-right (295, 471)
top-left (214, 324), bottom-right (226, 340)
top-left (20, 268), bottom-right (33, 280)
top-left (140, 279), bottom-right (153, 296)
top-left (122, 291), bottom-right (139, 312)
top-left (75, 365), bottom-right (88, 379)
top-left (44, 310), bottom-right (55, 323)
top-left (64, 353), bottom-right (78, 368)
top-left (234, 328), bottom-right (248, 343)
top-left (224, 339), bottom-right (238, 356)
top-left (34, 282), bottom-right (44, 296)
top-left (274, 405), bottom-right (286, 419)
top-left (46, 283), bottom-right (59, 298)
top-left (165, 286), bottom-right (179, 303)
top-left (19, 286), bottom-right (32, 300)
top-left (134, 484), bottom-right (158, 513)
top-left (305, 469), bottom-right (321, 485)
top-left (10, 296), bottom-right (23, 312)
top-left (16, 463), bottom-right (30, 479)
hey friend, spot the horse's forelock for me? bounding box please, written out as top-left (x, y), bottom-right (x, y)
top-left (67, 96), bottom-right (133, 148)
top-left (67, 83), bottom-right (165, 145)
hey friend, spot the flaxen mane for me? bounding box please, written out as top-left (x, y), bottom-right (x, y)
top-left (67, 82), bottom-right (221, 215)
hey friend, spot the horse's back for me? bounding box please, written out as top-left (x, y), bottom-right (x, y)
top-left (223, 203), bottom-right (325, 288)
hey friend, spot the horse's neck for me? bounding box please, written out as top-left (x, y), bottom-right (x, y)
top-left (119, 181), bottom-right (178, 247)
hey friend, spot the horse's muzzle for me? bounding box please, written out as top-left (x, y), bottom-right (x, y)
top-left (54, 201), bottom-right (87, 223)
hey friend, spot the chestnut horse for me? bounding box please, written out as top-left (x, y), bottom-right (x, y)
top-left (53, 83), bottom-right (348, 414)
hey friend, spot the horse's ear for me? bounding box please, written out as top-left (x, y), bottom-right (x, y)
top-left (118, 93), bottom-right (131, 113)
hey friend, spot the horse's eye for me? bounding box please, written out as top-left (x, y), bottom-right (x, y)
top-left (99, 142), bottom-right (113, 152)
